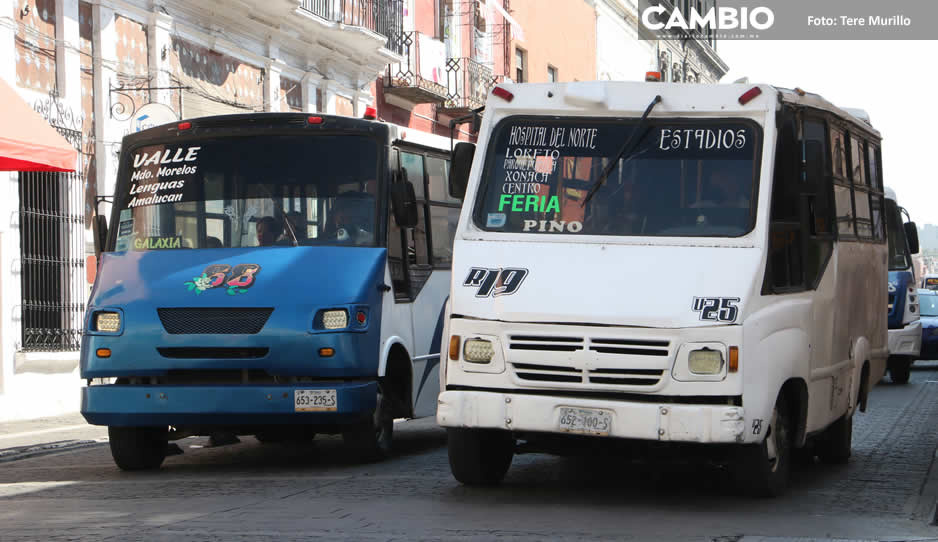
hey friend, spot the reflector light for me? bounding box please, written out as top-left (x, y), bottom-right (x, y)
top-left (449, 335), bottom-right (461, 361)
top-left (363, 106), bottom-right (377, 120)
top-left (491, 86), bottom-right (514, 102)
top-left (319, 347), bottom-right (335, 357)
top-left (645, 71), bottom-right (662, 82)
top-left (729, 346), bottom-right (739, 372)
top-left (356, 311), bottom-right (367, 325)
top-left (308, 116), bottom-right (323, 124)
top-left (177, 121), bottom-right (192, 130)
top-left (738, 87), bottom-right (762, 105)
top-left (96, 348), bottom-right (111, 358)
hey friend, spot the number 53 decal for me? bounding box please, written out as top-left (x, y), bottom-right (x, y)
top-left (692, 297), bottom-right (740, 322)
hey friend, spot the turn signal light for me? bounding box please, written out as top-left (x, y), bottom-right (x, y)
top-left (729, 346), bottom-right (739, 372)
top-left (738, 87), bottom-right (762, 105)
top-left (492, 86), bottom-right (514, 102)
top-left (449, 335), bottom-right (461, 361)
top-left (96, 348), bottom-right (111, 358)
top-left (319, 347), bottom-right (335, 357)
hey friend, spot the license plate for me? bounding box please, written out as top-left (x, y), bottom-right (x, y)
top-left (294, 389), bottom-right (337, 412)
top-left (558, 407), bottom-right (612, 436)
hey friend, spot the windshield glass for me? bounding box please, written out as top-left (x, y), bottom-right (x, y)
top-left (110, 135), bottom-right (380, 251)
top-left (921, 294), bottom-right (938, 316)
top-left (886, 199), bottom-right (911, 270)
top-left (473, 118), bottom-right (761, 237)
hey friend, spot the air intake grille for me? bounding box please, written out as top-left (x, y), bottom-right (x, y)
top-left (157, 308), bottom-right (273, 335)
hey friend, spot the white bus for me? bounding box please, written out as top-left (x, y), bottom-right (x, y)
top-left (438, 82), bottom-right (887, 496)
top-left (884, 186), bottom-right (921, 384)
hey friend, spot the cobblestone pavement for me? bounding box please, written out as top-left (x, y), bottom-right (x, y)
top-left (3, 366), bottom-right (938, 541)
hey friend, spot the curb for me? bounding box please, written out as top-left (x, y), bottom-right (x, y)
top-left (913, 446), bottom-right (938, 524)
top-left (0, 439), bottom-right (106, 464)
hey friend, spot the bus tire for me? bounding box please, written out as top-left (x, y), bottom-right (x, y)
top-left (342, 380), bottom-right (393, 461)
top-left (817, 413), bottom-right (852, 464)
top-left (447, 428), bottom-right (514, 486)
top-left (108, 426), bottom-right (167, 471)
top-left (733, 396), bottom-right (791, 497)
top-left (889, 356), bottom-right (912, 384)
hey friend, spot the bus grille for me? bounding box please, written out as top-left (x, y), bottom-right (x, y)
top-left (157, 308), bottom-right (274, 335)
top-left (507, 334), bottom-right (671, 390)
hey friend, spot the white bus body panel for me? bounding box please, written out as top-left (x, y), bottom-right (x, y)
top-left (439, 81), bottom-right (887, 446)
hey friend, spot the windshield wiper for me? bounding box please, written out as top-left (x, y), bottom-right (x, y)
top-left (581, 95), bottom-right (662, 207)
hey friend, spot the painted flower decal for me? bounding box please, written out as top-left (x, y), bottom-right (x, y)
top-left (226, 285), bottom-right (248, 295)
top-left (184, 273), bottom-right (212, 295)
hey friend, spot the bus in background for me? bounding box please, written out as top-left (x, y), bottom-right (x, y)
top-left (439, 82), bottom-right (887, 497)
top-left (884, 187), bottom-right (920, 384)
top-left (922, 274), bottom-right (938, 291)
top-left (81, 112), bottom-right (462, 470)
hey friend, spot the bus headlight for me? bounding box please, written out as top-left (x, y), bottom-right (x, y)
top-left (321, 309), bottom-right (348, 329)
top-left (688, 348), bottom-right (723, 375)
top-left (94, 311), bottom-right (121, 333)
top-left (463, 339), bottom-right (495, 363)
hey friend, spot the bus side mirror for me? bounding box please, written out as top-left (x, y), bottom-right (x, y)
top-left (390, 177), bottom-right (418, 228)
top-left (93, 214), bottom-right (108, 256)
top-left (449, 142), bottom-right (475, 199)
top-left (905, 221), bottom-right (920, 254)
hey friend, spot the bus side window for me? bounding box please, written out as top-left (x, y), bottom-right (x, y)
top-left (868, 143), bottom-right (885, 241)
top-left (765, 108), bottom-right (804, 292)
top-left (387, 149), bottom-right (410, 299)
top-left (426, 156), bottom-right (460, 268)
top-left (802, 116), bottom-right (834, 288)
top-left (400, 151), bottom-right (430, 267)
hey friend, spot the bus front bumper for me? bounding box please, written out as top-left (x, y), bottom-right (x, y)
top-left (888, 321), bottom-right (922, 357)
top-left (82, 380), bottom-right (376, 427)
top-left (437, 390), bottom-right (746, 444)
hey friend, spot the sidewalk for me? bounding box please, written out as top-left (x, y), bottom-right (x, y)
top-left (0, 412), bottom-right (107, 463)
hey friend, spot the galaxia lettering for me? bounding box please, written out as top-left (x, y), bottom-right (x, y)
top-left (133, 236), bottom-right (182, 250)
top-left (659, 128), bottom-right (747, 151)
top-left (185, 263), bottom-right (262, 295)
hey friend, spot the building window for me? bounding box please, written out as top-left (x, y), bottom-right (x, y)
top-left (547, 65), bottom-right (558, 83)
top-left (515, 48), bottom-right (526, 83)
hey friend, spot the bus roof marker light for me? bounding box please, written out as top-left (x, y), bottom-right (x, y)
top-left (363, 106), bottom-right (377, 120)
top-left (307, 116), bottom-right (323, 125)
top-left (492, 86), bottom-right (514, 102)
top-left (177, 121), bottom-right (192, 130)
top-left (737, 87), bottom-right (762, 105)
top-left (645, 71), bottom-right (661, 82)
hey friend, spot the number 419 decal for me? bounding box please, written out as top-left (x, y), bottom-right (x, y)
top-left (692, 297), bottom-right (740, 322)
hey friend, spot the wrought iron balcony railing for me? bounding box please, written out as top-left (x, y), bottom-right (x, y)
top-left (440, 57), bottom-right (501, 113)
top-left (300, 0), bottom-right (404, 55)
top-left (384, 32), bottom-right (447, 103)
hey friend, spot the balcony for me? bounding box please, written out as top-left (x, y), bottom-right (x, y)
top-left (384, 32), bottom-right (447, 104)
top-left (297, 0), bottom-right (404, 55)
top-left (439, 58), bottom-right (501, 115)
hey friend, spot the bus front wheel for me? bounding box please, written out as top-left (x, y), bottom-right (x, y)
top-left (733, 397), bottom-right (791, 497)
top-left (888, 356), bottom-right (913, 384)
top-left (342, 380), bottom-right (393, 461)
top-left (108, 426), bottom-right (167, 471)
top-left (447, 428), bottom-right (514, 486)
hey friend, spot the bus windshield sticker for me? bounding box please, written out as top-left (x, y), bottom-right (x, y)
top-left (133, 236), bottom-right (183, 250)
top-left (126, 146), bottom-right (202, 208)
top-left (463, 267), bottom-right (528, 298)
top-left (692, 297), bottom-right (740, 322)
top-left (185, 263), bottom-right (262, 295)
top-left (487, 213), bottom-right (507, 228)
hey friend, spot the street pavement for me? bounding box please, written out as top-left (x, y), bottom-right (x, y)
top-left (2, 365), bottom-right (938, 540)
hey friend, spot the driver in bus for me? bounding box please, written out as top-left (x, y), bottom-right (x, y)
top-left (256, 216), bottom-right (280, 247)
top-left (325, 192), bottom-right (375, 245)
top-left (694, 169), bottom-right (750, 209)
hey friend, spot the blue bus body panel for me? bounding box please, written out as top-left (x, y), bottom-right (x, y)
top-left (81, 246), bottom-right (387, 426)
top-left (888, 270), bottom-right (913, 330)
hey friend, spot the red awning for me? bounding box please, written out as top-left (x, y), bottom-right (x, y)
top-left (0, 79), bottom-right (78, 172)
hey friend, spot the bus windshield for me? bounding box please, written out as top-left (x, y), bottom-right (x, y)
top-left (920, 294), bottom-right (938, 316)
top-left (473, 118), bottom-right (761, 237)
top-left (885, 198), bottom-right (911, 271)
top-left (111, 135), bottom-right (380, 251)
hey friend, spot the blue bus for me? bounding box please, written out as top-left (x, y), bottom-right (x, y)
top-left (885, 186), bottom-right (920, 384)
top-left (81, 113), bottom-right (462, 469)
